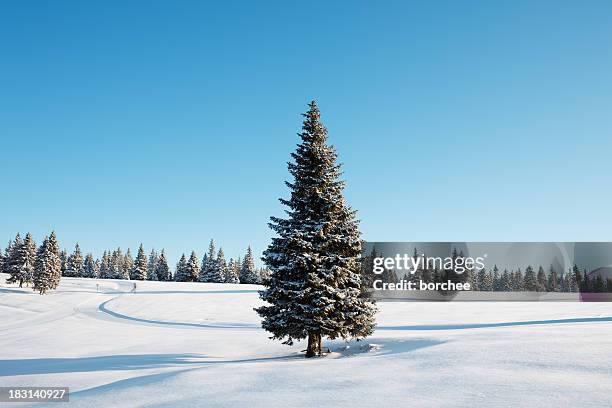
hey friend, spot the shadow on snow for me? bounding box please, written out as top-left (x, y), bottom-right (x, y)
top-left (378, 315), bottom-right (612, 331)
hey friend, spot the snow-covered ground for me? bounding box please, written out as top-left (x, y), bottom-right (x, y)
top-left (1, 275), bottom-right (612, 407)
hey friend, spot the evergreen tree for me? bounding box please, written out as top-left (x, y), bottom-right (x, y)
top-left (566, 267), bottom-right (578, 292)
top-left (33, 232), bottom-right (62, 294)
top-left (147, 249), bottom-right (159, 281)
top-left (240, 246), bottom-right (259, 284)
top-left (132, 244), bottom-right (148, 281)
top-left (524, 266), bottom-right (538, 291)
top-left (64, 243), bottom-right (84, 278)
top-left (536, 266), bottom-right (547, 292)
top-left (200, 242), bottom-right (225, 283)
top-left (1, 241), bottom-right (12, 272)
top-left (216, 248), bottom-right (228, 282)
top-left (547, 265), bottom-right (558, 292)
top-left (5, 233), bottom-right (23, 286)
top-left (199, 240), bottom-right (223, 282)
top-left (156, 250), bottom-right (171, 281)
top-left (593, 273), bottom-right (605, 292)
top-left (500, 269), bottom-right (512, 291)
top-left (185, 251), bottom-right (200, 282)
top-left (123, 249), bottom-right (134, 279)
top-left (59, 249), bottom-right (68, 276)
top-left (110, 248), bottom-right (126, 279)
top-left (582, 268), bottom-right (591, 292)
top-left (225, 256), bottom-right (240, 284)
top-left (483, 270), bottom-right (493, 291)
top-left (492, 265), bottom-right (500, 291)
top-left (83, 253), bottom-right (97, 278)
top-left (94, 259), bottom-right (101, 277)
top-left (174, 254), bottom-right (188, 282)
top-left (98, 251), bottom-right (112, 279)
top-left (0, 244), bottom-right (5, 276)
top-left (198, 253), bottom-right (208, 282)
top-left (477, 267), bottom-right (490, 291)
top-left (513, 268), bottom-right (524, 291)
top-left (472, 265), bottom-right (481, 291)
top-left (8, 233), bottom-right (37, 287)
top-left (256, 102), bottom-right (376, 357)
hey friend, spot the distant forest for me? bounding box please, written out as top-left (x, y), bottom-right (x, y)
top-left (362, 247), bottom-right (612, 293)
top-left (1, 232), bottom-right (269, 294)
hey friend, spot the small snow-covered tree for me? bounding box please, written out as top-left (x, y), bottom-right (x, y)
top-left (199, 240), bottom-right (223, 282)
top-left (256, 101), bottom-right (376, 357)
top-left (110, 248), bottom-right (126, 279)
top-left (147, 249), bottom-right (159, 281)
top-left (0, 244), bottom-right (5, 276)
top-left (198, 254), bottom-right (207, 281)
top-left (185, 251), bottom-right (200, 282)
top-left (5, 233), bottom-right (23, 286)
top-left (174, 254), bottom-right (188, 282)
top-left (64, 243), bottom-right (84, 278)
top-left (83, 253), bottom-right (97, 278)
top-left (225, 257), bottom-right (240, 284)
top-left (524, 266), bottom-right (538, 291)
top-left (547, 265), bottom-right (558, 292)
top-left (11, 233), bottom-right (37, 287)
top-left (59, 249), bottom-right (68, 276)
top-left (132, 244), bottom-right (148, 281)
top-left (216, 248), bottom-right (228, 283)
top-left (33, 232), bottom-right (62, 294)
top-left (98, 251), bottom-right (112, 279)
top-left (240, 246), bottom-right (259, 284)
top-left (536, 266), bottom-right (547, 292)
top-left (123, 249), bottom-right (134, 279)
top-left (500, 269), bottom-right (512, 291)
top-left (156, 250), bottom-right (171, 281)
top-left (492, 265), bottom-right (501, 291)
top-left (477, 267), bottom-right (491, 291)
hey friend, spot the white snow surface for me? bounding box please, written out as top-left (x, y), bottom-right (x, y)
top-left (1, 274), bottom-right (612, 407)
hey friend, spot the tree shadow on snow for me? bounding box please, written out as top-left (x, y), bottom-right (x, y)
top-left (377, 315), bottom-right (612, 331)
top-left (327, 338), bottom-right (447, 358)
top-left (0, 353), bottom-right (304, 377)
top-left (0, 287), bottom-right (30, 294)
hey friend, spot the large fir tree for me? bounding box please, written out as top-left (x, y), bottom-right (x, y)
top-left (256, 101), bottom-right (376, 357)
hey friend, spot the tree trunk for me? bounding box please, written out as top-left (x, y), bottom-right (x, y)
top-left (19, 279), bottom-right (23, 288)
top-left (306, 332), bottom-right (322, 358)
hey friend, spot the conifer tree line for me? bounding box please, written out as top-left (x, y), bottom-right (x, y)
top-left (363, 246), bottom-right (612, 293)
top-left (1, 233), bottom-right (269, 294)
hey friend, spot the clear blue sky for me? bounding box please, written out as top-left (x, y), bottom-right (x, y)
top-left (1, 1), bottom-right (611, 266)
